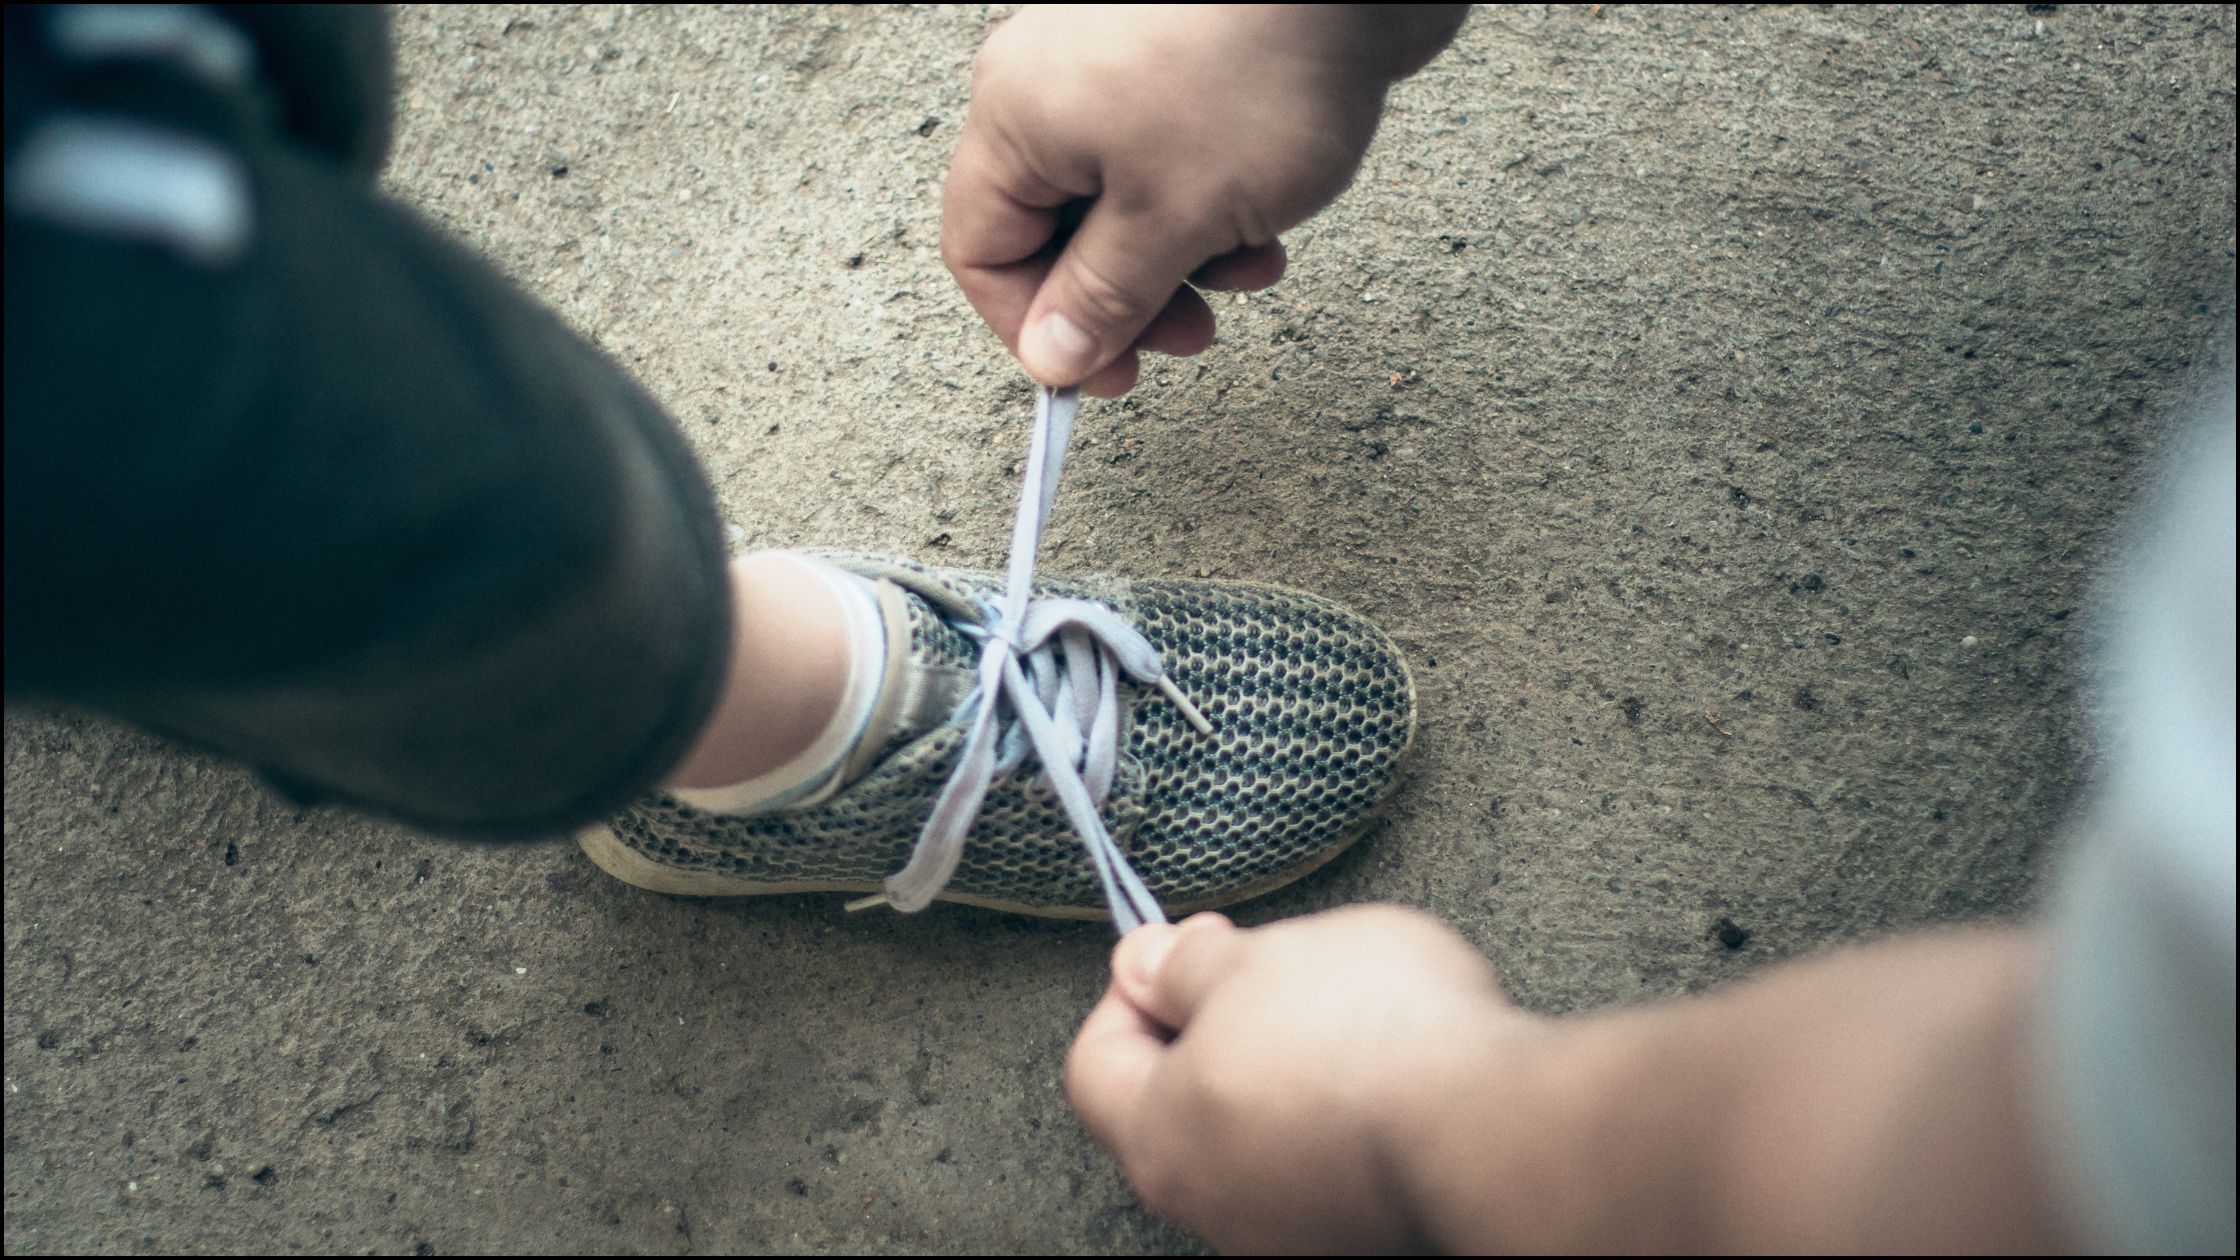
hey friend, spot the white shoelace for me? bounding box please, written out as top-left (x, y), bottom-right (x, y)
top-left (847, 386), bottom-right (1213, 934)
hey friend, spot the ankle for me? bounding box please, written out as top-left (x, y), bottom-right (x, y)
top-left (663, 553), bottom-right (855, 790)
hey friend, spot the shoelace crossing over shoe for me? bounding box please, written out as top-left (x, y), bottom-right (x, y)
top-left (577, 388), bottom-right (1416, 929)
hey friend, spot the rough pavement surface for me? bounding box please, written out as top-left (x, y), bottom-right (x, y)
top-left (7, 4), bottom-right (2235, 1254)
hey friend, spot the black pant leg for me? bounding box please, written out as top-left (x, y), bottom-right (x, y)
top-left (4, 5), bottom-right (731, 837)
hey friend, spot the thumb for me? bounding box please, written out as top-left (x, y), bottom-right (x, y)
top-left (1111, 912), bottom-right (1242, 1033)
top-left (1019, 199), bottom-right (1229, 387)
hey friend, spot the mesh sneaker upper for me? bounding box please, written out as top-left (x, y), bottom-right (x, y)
top-left (601, 554), bottom-right (1415, 913)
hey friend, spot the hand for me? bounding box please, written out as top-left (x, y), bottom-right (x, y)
top-left (1065, 906), bottom-right (1543, 1252)
top-left (943, 6), bottom-right (1467, 396)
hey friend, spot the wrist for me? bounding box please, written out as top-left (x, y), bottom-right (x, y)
top-left (1398, 933), bottom-right (2068, 1253)
top-left (1386, 1001), bottom-right (1727, 1253)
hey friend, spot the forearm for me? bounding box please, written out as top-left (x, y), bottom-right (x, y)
top-left (1401, 929), bottom-right (2078, 1253)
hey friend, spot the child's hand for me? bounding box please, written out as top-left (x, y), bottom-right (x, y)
top-left (1065, 906), bottom-right (1544, 1252)
top-left (942, 6), bottom-right (1466, 397)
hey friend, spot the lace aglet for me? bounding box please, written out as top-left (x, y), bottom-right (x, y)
top-left (1155, 676), bottom-right (1216, 735)
top-left (843, 892), bottom-right (890, 913)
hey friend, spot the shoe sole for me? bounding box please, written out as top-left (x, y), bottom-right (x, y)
top-left (574, 583), bottom-right (1420, 922)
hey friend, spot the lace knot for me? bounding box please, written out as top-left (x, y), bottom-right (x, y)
top-left (855, 387), bottom-right (1207, 935)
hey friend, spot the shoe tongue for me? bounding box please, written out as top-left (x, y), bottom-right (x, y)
top-left (834, 573), bottom-right (979, 787)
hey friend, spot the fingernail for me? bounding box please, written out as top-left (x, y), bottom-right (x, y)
top-left (1024, 311), bottom-right (1097, 383)
top-left (1125, 925), bottom-right (1179, 987)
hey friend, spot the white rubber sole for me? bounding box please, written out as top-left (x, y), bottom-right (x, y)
top-left (575, 797), bottom-right (1394, 921)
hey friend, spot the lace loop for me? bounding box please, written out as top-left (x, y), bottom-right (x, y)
top-left (860, 387), bottom-right (1203, 934)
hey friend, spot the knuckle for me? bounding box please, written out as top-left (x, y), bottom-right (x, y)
top-left (969, 22), bottom-right (1022, 84)
top-left (937, 224), bottom-right (971, 271)
top-left (1129, 1154), bottom-right (1198, 1222)
top-left (1062, 253), bottom-right (1165, 331)
top-left (1063, 1036), bottom-right (1113, 1113)
top-left (1190, 1047), bottom-right (1264, 1123)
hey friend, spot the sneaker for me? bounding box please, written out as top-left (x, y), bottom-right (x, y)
top-left (576, 387), bottom-right (1416, 924)
top-left (576, 556), bottom-right (1417, 919)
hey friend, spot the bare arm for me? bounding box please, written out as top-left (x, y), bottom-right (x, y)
top-left (1404, 927), bottom-right (2076, 1253)
top-left (1069, 908), bottom-right (2080, 1253)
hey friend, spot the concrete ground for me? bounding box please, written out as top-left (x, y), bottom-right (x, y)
top-left (6, 4), bottom-right (2234, 1254)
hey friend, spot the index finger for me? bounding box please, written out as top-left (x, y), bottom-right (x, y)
top-left (941, 118), bottom-right (1212, 396)
top-left (1065, 983), bottom-right (1169, 1156)
top-left (940, 115), bottom-right (1076, 355)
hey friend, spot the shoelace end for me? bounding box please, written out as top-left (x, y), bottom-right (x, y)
top-left (844, 892), bottom-right (891, 913)
top-left (1156, 676), bottom-right (1216, 736)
